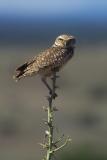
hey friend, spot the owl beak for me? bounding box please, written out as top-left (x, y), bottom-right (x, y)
top-left (66, 37), bottom-right (76, 48)
top-left (71, 38), bottom-right (76, 48)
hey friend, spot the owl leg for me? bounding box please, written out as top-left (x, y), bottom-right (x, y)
top-left (41, 77), bottom-right (57, 98)
top-left (41, 77), bottom-right (52, 93)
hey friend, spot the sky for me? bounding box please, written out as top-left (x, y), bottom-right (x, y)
top-left (0, 0), bottom-right (107, 17)
top-left (0, 0), bottom-right (107, 46)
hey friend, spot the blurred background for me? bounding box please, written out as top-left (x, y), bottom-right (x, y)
top-left (0, 0), bottom-right (107, 159)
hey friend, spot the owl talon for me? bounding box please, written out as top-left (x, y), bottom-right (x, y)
top-left (49, 91), bottom-right (57, 99)
top-left (52, 93), bottom-right (58, 99)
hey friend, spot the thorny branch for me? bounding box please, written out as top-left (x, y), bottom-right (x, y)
top-left (40, 72), bottom-right (71, 160)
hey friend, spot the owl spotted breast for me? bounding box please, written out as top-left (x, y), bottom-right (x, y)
top-left (13, 34), bottom-right (76, 81)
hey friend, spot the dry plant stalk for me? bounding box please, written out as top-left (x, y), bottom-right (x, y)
top-left (40, 72), bottom-right (71, 160)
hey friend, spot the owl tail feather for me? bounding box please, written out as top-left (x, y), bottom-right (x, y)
top-left (13, 62), bottom-right (29, 81)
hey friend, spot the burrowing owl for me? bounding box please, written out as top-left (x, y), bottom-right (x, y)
top-left (14, 34), bottom-right (76, 81)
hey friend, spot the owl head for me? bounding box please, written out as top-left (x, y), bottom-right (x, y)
top-left (54, 34), bottom-right (76, 48)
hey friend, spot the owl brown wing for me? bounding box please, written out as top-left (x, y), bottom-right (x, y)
top-left (14, 47), bottom-right (68, 80)
top-left (35, 47), bottom-right (66, 70)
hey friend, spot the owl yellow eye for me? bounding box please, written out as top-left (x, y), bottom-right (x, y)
top-left (58, 38), bottom-right (63, 41)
